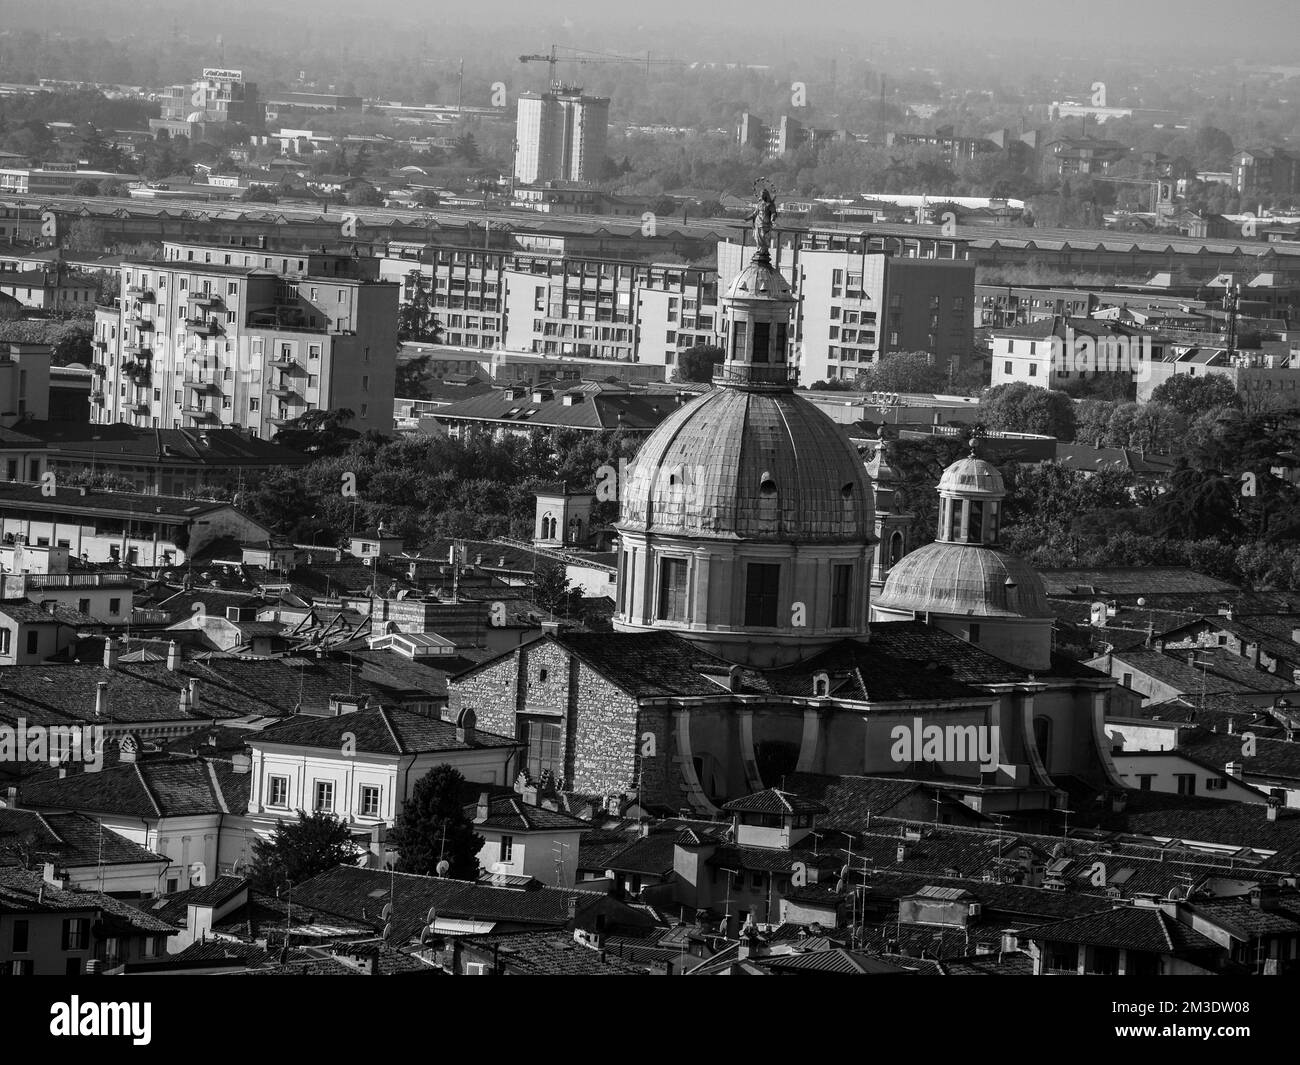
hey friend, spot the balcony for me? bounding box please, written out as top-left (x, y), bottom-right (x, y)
top-left (185, 317), bottom-right (222, 336)
top-left (268, 385), bottom-right (304, 401)
top-left (90, 363), bottom-right (105, 377)
top-left (269, 355), bottom-right (304, 371)
top-left (267, 413), bottom-right (296, 426)
top-left (182, 405), bottom-right (219, 421)
top-left (183, 377), bottom-right (222, 393)
top-left (129, 399), bottom-right (150, 413)
top-left (188, 292), bottom-right (224, 310)
top-left (122, 343), bottom-right (153, 358)
top-left (711, 364), bottom-right (799, 391)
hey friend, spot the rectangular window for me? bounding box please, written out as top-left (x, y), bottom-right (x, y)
top-left (25, 631), bottom-right (37, 655)
top-left (744, 563), bottom-right (781, 627)
top-left (11, 919), bottom-right (28, 953)
top-left (752, 321), bottom-right (770, 363)
top-left (519, 717), bottom-right (563, 780)
top-left (500, 835), bottom-right (514, 863)
top-left (268, 775), bottom-right (289, 807)
top-left (314, 780), bottom-right (334, 812)
top-left (360, 785), bottom-right (381, 817)
top-left (109, 598), bottom-right (121, 615)
top-left (657, 557), bottom-right (689, 622)
top-left (1175, 774), bottom-right (1196, 796)
top-left (62, 918), bottom-right (89, 951)
top-left (830, 564), bottom-right (853, 627)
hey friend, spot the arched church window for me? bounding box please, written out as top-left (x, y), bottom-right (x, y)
top-left (889, 531), bottom-right (904, 566)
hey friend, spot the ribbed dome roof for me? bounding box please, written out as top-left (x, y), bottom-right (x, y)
top-left (726, 259), bottom-right (794, 301)
top-left (875, 541), bottom-right (1050, 618)
top-left (938, 456), bottom-right (1006, 498)
top-left (620, 387), bottom-right (873, 541)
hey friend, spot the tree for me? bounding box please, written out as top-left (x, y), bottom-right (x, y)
top-left (673, 343), bottom-right (725, 383)
top-left (452, 132), bottom-right (479, 164)
top-left (1150, 374), bottom-right (1239, 420)
top-left (532, 561), bottom-right (583, 617)
top-left (397, 274), bottom-right (443, 344)
top-left (977, 382), bottom-right (1075, 440)
top-left (346, 182), bottom-right (384, 207)
top-left (388, 764), bottom-right (484, 879)
top-left (245, 185), bottom-right (277, 203)
top-left (248, 811), bottom-right (357, 890)
top-left (395, 353), bottom-right (433, 398)
top-left (63, 219), bottom-right (107, 253)
top-left (853, 351), bottom-right (945, 394)
top-left (1149, 464), bottom-right (1243, 541)
top-left (71, 179), bottom-right (100, 197)
top-left (272, 408), bottom-right (361, 456)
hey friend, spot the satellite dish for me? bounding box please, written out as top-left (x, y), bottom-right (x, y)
top-left (188, 861), bottom-right (206, 887)
top-left (419, 925), bottom-right (433, 945)
top-left (436, 859), bottom-right (450, 877)
top-left (426, 908), bottom-right (437, 925)
top-left (380, 903), bottom-right (392, 920)
top-left (382, 923), bottom-right (392, 941)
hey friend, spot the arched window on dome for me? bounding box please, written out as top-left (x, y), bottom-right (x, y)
top-left (774, 322), bottom-right (788, 362)
top-left (889, 530), bottom-right (904, 566)
top-left (987, 502), bottom-right (1000, 545)
top-left (968, 501), bottom-right (984, 544)
top-left (948, 498), bottom-right (963, 542)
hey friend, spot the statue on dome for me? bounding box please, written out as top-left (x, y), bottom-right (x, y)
top-left (747, 180), bottom-right (778, 260)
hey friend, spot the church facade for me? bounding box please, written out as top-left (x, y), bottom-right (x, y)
top-left (448, 197), bottom-right (1122, 818)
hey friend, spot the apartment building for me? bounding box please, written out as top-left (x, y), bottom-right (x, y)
top-left (151, 67), bottom-right (261, 140)
top-left (990, 318), bottom-right (1168, 391)
top-left (514, 87), bottom-right (609, 185)
top-left (886, 128), bottom-right (998, 162)
top-left (382, 245), bottom-right (721, 375)
top-left (0, 269), bottom-right (97, 311)
top-left (717, 232), bottom-right (974, 384)
top-left (92, 241), bottom-right (399, 440)
top-left (503, 254), bottom-right (719, 370)
top-left (1234, 148), bottom-right (1300, 199)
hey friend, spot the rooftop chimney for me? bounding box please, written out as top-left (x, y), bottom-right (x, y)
top-left (231, 753), bottom-right (251, 775)
top-left (474, 791), bottom-right (490, 824)
top-left (103, 637), bottom-right (119, 669)
top-left (1267, 802), bottom-right (1280, 822)
top-left (187, 677), bottom-right (200, 711)
top-left (167, 640), bottom-right (182, 672)
top-left (94, 681), bottom-right (109, 718)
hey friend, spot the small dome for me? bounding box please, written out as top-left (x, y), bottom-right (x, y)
top-left (186, 111), bottom-right (206, 123)
top-left (726, 258), bottom-right (794, 302)
top-left (938, 456), bottom-right (1005, 498)
top-left (875, 542), bottom-right (1050, 618)
top-left (620, 387), bottom-right (873, 542)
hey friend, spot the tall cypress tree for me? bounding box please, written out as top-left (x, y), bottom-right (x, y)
top-left (389, 765), bottom-right (484, 880)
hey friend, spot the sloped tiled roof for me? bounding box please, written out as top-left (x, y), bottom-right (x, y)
top-left (254, 707), bottom-right (517, 755)
top-left (20, 757), bottom-right (251, 819)
top-left (0, 809), bottom-right (166, 868)
top-left (1017, 904), bottom-right (1220, 955)
top-left (466, 793), bottom-right (591, 833)
top-left (722, 788), bottom-right (828, 817)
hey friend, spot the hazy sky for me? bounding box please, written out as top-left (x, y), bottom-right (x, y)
top-left (2, 0), bottom-right (1298, 69)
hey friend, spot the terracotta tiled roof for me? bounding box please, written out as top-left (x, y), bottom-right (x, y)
top-left (254, 707), bottom-right (518, 755)
top-left (1017, 905), bottom-right (1221, 955)
top-left (0, 809), bottom-right (166, 868)
top-left (20, 757), bottom-right (251, 819)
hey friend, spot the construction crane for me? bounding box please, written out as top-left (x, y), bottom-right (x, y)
top-left (518, 44), bottom-right (677, 90)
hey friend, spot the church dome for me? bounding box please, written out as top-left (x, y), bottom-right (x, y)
top-left (725, 258), bottom-right (794, 301)
top-left (619, 386), bottom-right (873, 542)
top-left (874, 541), bottom-right (1050, 618)
top-left (938, 456), bottom-right (1005, 498)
